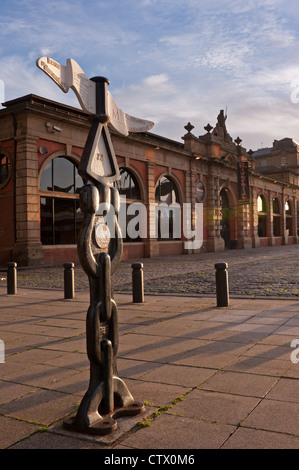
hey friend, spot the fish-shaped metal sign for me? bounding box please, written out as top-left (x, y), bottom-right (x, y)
top-left (36, 56), bottom-right (154, 136)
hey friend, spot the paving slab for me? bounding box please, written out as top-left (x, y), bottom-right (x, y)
top-left (0, 281), bottom-right (299, 450)
top-left (241, 399), bottom-right (299, 436)
top-left (197, 370), bottom-right (279, 398)
top-left (119, 413), bottom-right (236, 449)
top-left (9, 431), bottom-right (106, 449)
top-left (169, 388), bottom-right (261, 426)
top-left (0, 415), bottom-right (39, 449)
top-left (222, 426), bottom-right (299, 449)
top-left (138, 363), bottom-right (216, 387)
top-left (0, 387), bottom-right (79, 426)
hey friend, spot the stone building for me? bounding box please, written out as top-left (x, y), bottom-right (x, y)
top-left (253, 137), bottom-right (299, 186)
top-left (0, 94), bottom-right (298, 266)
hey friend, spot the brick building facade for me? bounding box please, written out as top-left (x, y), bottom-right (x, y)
top-left (0, 94), bottom-right (298, 266)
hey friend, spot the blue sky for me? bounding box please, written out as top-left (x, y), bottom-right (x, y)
top-left (1, 0), bottom-right (299, 150)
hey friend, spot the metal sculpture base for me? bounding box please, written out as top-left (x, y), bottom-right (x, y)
top-left (63, 342), bottom-right (144, 436)
top-left (63, 252), bottom-right (144, 436)
top-left (63, 398), bottom-right (144, 436)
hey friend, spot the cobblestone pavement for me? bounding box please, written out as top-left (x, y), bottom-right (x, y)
top-left (1, 244), bottom-right (298, 298)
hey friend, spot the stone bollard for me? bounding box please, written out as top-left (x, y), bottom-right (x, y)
top-left (7, 262), bottom-right (17, 295)
top-left (64, 262), bottom-right (75, 299)
top-left (132, 262), bottom-right (144, 303)
top-left (215, 262), bottom-right (229, 307)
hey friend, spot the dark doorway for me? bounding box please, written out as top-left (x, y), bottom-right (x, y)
top-left (220, 188), bottom-right (230, 249)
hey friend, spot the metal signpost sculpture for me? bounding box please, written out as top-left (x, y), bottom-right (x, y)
top-left (37, 57), bottom-right (154, 435)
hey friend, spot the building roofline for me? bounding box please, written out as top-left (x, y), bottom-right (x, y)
top-left (1, 93), bottom-right (89, 116)
top-left (1, 94), bottom-right (186, 151)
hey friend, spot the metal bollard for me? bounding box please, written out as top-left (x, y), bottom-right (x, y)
top-left (132, 262), bottom-right (144, 303)
top-left (7, 262), bottom-right (17, 295)
top-left (215, 262), bottom-right (229, 307)
top-left (64, 262), bottom-right (75, 299)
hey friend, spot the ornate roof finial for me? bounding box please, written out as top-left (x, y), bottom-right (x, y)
top-left (204, 123), bottom-right (213, 134)
top-left (234, 136), bottom-right (242, 146)
top-left (184, 122), bottom-right (194, 134)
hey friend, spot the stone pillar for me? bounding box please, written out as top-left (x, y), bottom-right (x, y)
top-left (237, 201), bottom-right (252, 249)
top-left (13, 133), bottom-right (44, 266)
top-left (282, 189), bottom-right (287, 245)
top-left (294, 198), bottom-right (299, 244)
top-left (268, 193), bottom-right (275, 246)
top-left (206, 171), bottom-right (224, 252)
top-left (251, 186), bottom-right (260, 248)
top-left (144, 161), bottom-right (159, 257)
top-left (184, 169), bottom-right (196, 254)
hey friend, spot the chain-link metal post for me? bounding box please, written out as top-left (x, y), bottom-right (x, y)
top-left (37, 57), bottom-right (154, 436)
top-left (61, 76), bottom-right (145, 436)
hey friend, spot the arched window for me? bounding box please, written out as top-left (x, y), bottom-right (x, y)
top-left (285, 199), bottom-right (293, 236)
top-left (257, 195), bottom-right (266, 213)
top-left (115, 168), bottom-right (141, 201)
top-left (196, 180), bottom-right (205, 202)
top-left (272, 197), bottom-right (281, 237)
top-left (155, 176), bottom-right (180, 240)
top-left (257, 194), bottom-right (267, 237)
top-left (155, 176), bottom-right (179, 205)
top-left (40, 156), bottom-right (84, 245)
top-left (0, 153), bottom-right (12, 189)
top-left (115, 168), bottom-right (142, 242)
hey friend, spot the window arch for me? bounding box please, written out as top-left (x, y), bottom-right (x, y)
top-left (39, 156), bottom-right (84, 245)
top-left (115, 168), bottom-right (143, 243)
top-left (272, 197), bottom-right (281, 237)
top-left (285, 199), bottom-right (292, 214)
top-left (114, 168), bottom-right (141, 201)
top-left (155, 175), bottom-right (180, 241)
top-left (273, 197), bottom-right (280, 215)
top-left (40, 156), bottom-right (83, 194)
top-left (257, 194), bottom-right (267, 213)
top-left (155, 176), bottom-right (179, 205)
top-left (0, 152), bottom-right (12, 189)
top-left (257, 194), bottom-right (267, 237)
top-left (196, 180), bottom-right (205, 202)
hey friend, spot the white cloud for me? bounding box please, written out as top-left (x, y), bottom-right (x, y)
top-left (143, 74), bottom-right (169, 87)
top-left (39, 48), bottom-right (54, 57)
top-left (1, 0), bottom-right (299, 151)
top-left (0, 55), bottom-right (77, 108)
